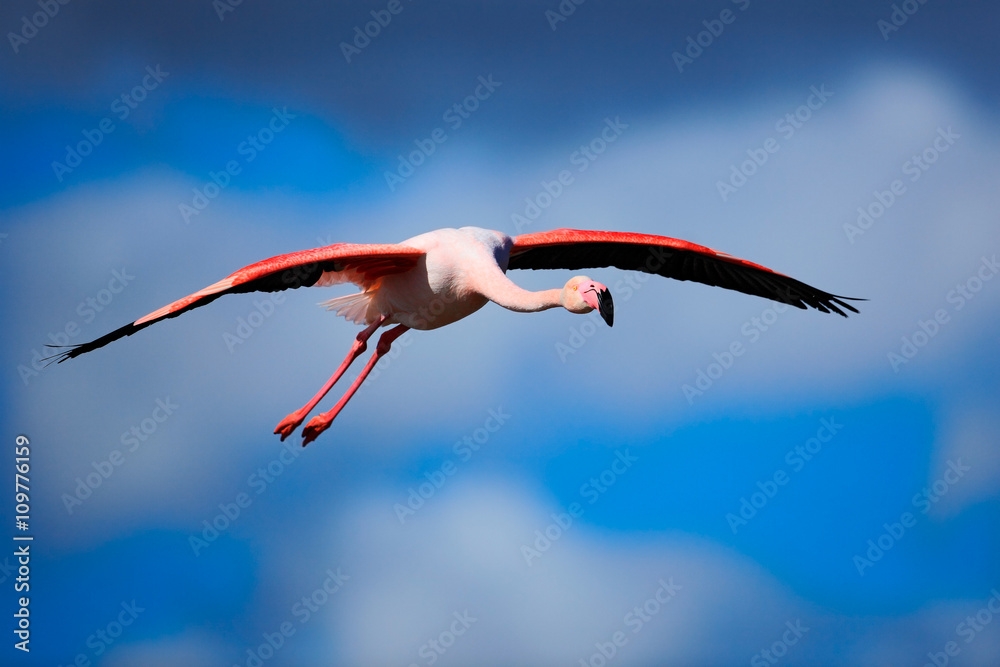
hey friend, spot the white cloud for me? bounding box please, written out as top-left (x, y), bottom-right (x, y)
top-left (289, 477), bottom-right (804, 666)
top-left (104, 633), bottom-right (231, 667)
top-left (929, 399), bottom-right (1000, 517)
top-left (250, 477), bottom-right (999, 666)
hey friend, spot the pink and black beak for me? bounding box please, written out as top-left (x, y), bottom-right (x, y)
top-left (583, 283), bottom-right (614, 327)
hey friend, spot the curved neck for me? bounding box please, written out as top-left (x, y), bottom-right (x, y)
top-left (474, 268), bottom-right (563, 314)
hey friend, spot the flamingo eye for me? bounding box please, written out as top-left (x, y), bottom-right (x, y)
top-left (573, 285), bottom-right (578, 291)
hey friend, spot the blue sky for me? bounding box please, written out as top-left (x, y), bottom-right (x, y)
top-left (2, 1), bottom-right (999, 665)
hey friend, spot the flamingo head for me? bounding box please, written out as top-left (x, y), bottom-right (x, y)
top-left (562, 276), bottom-right (614, 327)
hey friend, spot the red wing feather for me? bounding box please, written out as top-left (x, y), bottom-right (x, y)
top-left (509, 228), bottom-right (861, 316)
top-left (49, 243), bottom-right (424, 363)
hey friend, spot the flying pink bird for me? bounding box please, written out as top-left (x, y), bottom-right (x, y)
top-left (50, 227), bottom-right (860, 445)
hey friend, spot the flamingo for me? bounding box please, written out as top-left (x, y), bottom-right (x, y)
top-left (49, 227), bottom-right (861, 445)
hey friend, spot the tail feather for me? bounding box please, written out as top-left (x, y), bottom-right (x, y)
top-left (320, 291), bottom-right (376, 324)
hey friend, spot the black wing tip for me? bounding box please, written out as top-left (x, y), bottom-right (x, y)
top-left (40, 320), bottom-right (146, 367)
top-left (41, 344), bottom-right (83, 366)
top-left (827, 294), bottom-right (866, 317)
top-left (770, 283), bottom-right (864, 318)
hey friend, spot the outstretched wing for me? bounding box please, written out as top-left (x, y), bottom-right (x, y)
top-left (48, 243), bottom-right (425, 363)
top-left (508, 229), bottom-right (861, 316)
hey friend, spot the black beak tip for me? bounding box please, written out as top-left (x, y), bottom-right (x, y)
top-left (597, 289), bottom-right (614, 327)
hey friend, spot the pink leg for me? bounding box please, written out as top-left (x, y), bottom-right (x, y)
top-left (301, 324), bottom-right (410, 446)
top-left (274, 316), bottom-right (387, 441)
